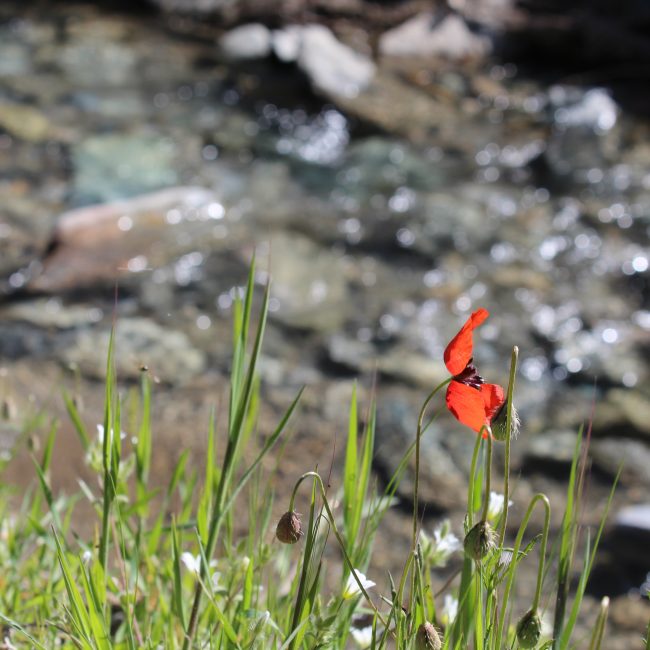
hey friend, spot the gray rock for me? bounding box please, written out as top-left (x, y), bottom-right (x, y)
top-left (594, 389), bottom-right (650, 441)
top-left (1, 299), bottom-right (104, 330)
top-left (296, 25), bottom-right (375, 99)
top-left (591, 438), bottom-right (650, 485)
top-left (327, 333), bottom-right (375, 374)
top-left (0, 101), bottom-right (52, 142)
top-left (379, 13), bottom-right (491, 60)
top-left (262, 232), bottom-right (349, 332)
top-left (61, 317), bottom-right (205, 383)
top-left (60, 36), bottom-right (138, 88)
top-left (220, 24), bottom-right (272, 60)
top-left (72, 134), bottom-right (180, 204)
top-left (524, 429), bottom-right (579, 464)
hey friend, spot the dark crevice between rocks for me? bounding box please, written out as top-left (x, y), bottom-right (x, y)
top-left (587, 526), bottom-right (650, 598)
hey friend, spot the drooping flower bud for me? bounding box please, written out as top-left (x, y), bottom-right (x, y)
top-left (1, 397), bottom-right (16, 421)
top-left (516, 608), bottom-right (542, 649)
top-left (275, 511), bottom-right (302, 544)
top-left (463, 520), bottom-right (496, 561)
top-left (415, 621), bottom-right (442, 650)
top-left (490, 401), bottom-right (520, 442)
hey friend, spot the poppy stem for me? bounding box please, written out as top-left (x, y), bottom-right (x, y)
top-left (480, 433), bottom-right (493, 523)
top-left (466, 433), bottom-right (483, 529)
top-left (289, 471), bottom-right (389, 630)
top-left (498, 346), bottom-right (519, 547)
top-left (412, 378), bottom-right (453, 548)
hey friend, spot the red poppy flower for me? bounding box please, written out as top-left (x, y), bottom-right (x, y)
top-left (444, 308), bottom-right (505, 437)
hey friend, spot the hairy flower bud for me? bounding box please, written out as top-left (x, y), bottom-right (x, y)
top-left (463, 520), bottom-right (496, 561)
top-left (490, 402), bottom-right (520, 442)
top-left (516, 609), bottom-right (542, 649)
top-left (275, 511), bottom-right (302, 544)
top-left (416, 621), bottom-right (442, 650)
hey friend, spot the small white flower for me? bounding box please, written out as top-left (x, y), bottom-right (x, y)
top-left (441, 594), bottom-right (458, 627)
top-left (3, 636), bottom-right (17, 650)
top-left (540, 611), bottom-right (553, 638)
top-left (351, 626), bottom-right (373, 648)
top-left (96, 424), bottom-right (127, 445)
top-left (487, 491), bottom-right (513, 522)
top-left (180, 552), bottom-right (201, 574)
top-left (431, 520), bottom-right (461, 566)
top-left (343, 570), bottom-right (376, 599)
top-left (82, 549), bottom-right (93, 565)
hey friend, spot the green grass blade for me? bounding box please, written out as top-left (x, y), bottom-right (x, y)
top-left (171, 519), bottom-right (186, 630)
top-left (559, 468), bottom-right (620, 648)
top-left (63, 389), bottom-right (91, 450)
top-left (343, 383), bottom-right (358, 541)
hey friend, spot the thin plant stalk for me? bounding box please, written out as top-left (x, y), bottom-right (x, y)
top-left (499, 346), bottom-right (519, 547)
top-left (588, 597), bottom-right (609, 650)
top-left (481, 433), bottom-right (493, 523)
top-left (495, 493), bottom-right (551, 646)
top-left (412, 378), bottom-right (452, 548)
top-left (288, 471), bottom-right (389, 630)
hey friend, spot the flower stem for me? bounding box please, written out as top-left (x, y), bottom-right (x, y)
top-left (496, 493), bottom-right (551, 644)
top-left (499, 346), bottom-right (519, 547)
top-left (412, 379), bottom-right (452, 548)
top-left (466, 433), bottom-right (483, 529)
top-left (481, 433), bottom-right (493, 523)
top-left (290, 471), bottom-right (388, 629)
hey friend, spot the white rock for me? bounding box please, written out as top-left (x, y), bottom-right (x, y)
top-left (220, 23), bottom-right (272, 60)
top-left (616, 504), bottom-right (650, 531)
top-left (553, 88), bottom-right (618, 132)
top-left (379, 13), bottom-right (491, 59)
top-left (297, 25), bottom-right (375, 98)
top-left (272, 26), bottom-right (303, 63)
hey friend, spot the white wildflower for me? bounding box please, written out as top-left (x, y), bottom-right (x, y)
top-left (441, 594), bottom-right (458, 627)
top-left (180, 552), bottom-right (201, 574)
top-left (351, 626), bottom-right (373, 648)
top-left (343, 570), bottom-right (376, 599)
top-left (96, 424), bottom-right (127, 445)
top-left (430, 519), bottom-right (461, 567)
top-left (487, 491), bottom-right (513, 522)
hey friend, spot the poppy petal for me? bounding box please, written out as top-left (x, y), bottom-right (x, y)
top-left (481, 383), bottom-right (505, 422)
top-left (443, 308), bottom-right (490, 376)
top-left (446, 380), bottom-right (491, 436)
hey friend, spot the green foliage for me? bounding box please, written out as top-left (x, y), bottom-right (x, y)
top-left (0, 266), bottom-right (620, 649)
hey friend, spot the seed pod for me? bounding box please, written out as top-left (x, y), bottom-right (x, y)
top-left (463, 520), bottom-right (496, 561)
top-left (490, 402), bottom-right (520, 442)
top-left (416, 621), bottom-right (442, 650)
top-left (516, 608), bottom-right (542, 649)
top-left (275, 511), bottom-right (302, 544)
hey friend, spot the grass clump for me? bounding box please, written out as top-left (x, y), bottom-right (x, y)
top-left (0, 263), bottom-right (625, 649)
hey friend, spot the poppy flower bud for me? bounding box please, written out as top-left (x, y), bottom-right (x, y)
top-left (416, 621), bottom-right (442, 650)
top-left (275, 511), bottom-right (302, 544)
top-left (1, 397), bottom-right (16, 420)
top-left (490, 402), bottom-right (520, 442)
top-left (516, 608), bottom-right (542, 648)
top-left (463, 520), bottom-right (496, 561)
